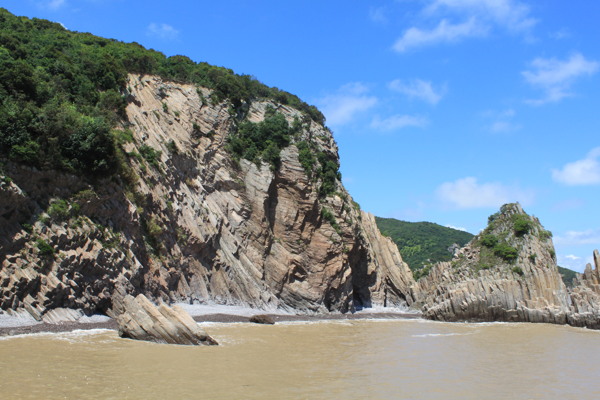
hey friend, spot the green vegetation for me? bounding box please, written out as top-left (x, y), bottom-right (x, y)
top-left (558, 266), bottom-right (577, 287)
top-left (511, 266), bottom-right (524, 276)
top-left (321, 207), bottom-right (341, 235)
top-left (35, 238), bottom-right (54, 257)
top-left (512, 214), bottom-right (533, 236)
top-left (227, 111), bottom-right (292, 170)
top-left (139, 144), bottom-right (161, 168)
top-left (375, 217), bottom-right (474, 270)
top-left (0, 8), bottom-right (324, 180)
top-left (493, 243), bottom-right (519, 262)
top-left (480, 234), bottom-right (498, 248)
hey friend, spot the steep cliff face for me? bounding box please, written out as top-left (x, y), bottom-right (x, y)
top-left (413, 203), bottom-right (572, 324)
top-left (0, 74), bottom-right (415, 320)
top-left (568, 250), bottom-right (600, 328)
top-left (412, 203), bottom-right (600, 329)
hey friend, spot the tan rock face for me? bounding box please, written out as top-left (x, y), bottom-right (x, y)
top-left (0, 74), bottom-right (416, 319)
top-left (115, 294), bottom-right (217, 345)
top-left (412, 204), bottom-right (600, 329)
top-left (413, 204), bottom-right (572, 323)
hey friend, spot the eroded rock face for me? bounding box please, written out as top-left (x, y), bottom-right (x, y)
top-left (0, 74), bottom-right (416, 320)
top-left (115, 294), bottom-right (217, 345)
top-left (412, 204), bottom-right (600, 329)
top-left (413, 204), bottom-right (572, 324)
top-left (567, 250), bottom-right (600, 329)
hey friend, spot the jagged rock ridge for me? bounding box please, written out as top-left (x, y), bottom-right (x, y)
top-left (0, 74), bottom-right (416, 321)
top-left (412, 203), bottom-right (600, 329)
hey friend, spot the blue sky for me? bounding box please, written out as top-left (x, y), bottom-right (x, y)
top-left (5, 0), bottom-right (600, 272)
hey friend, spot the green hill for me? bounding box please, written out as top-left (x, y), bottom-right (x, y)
top-left (375, 217), bottom-right (474, 272)
top-left (0, 8), bottom-right (324, 179)
top-left (557, 266), bottom-right (578, 287)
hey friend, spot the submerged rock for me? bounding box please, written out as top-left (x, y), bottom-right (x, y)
top-left (249, 314), bottom-right (275, 324)
top-left (115, 294), bottom-right (217, 345)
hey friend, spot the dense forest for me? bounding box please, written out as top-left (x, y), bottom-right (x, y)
top-left (375, 217), bottom-right (474, 273)
top-left (0, 8), bottom-right (324, 180)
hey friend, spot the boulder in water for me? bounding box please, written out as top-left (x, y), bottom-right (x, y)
top-left (115, 294), bottom-right (217, 345)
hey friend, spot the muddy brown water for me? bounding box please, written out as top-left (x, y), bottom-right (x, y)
top-left (0, 319), bottom-right (598, 399)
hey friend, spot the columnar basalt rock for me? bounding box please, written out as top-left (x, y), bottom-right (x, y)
top-left (0, 74), bottom-right (417, 321)
top-left (413, 204), bottom-right (572, 324)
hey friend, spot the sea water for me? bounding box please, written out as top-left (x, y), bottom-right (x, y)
top-left (0, 319), bottom-right (598, 399)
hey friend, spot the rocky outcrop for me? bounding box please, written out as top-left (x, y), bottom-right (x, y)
top-left (114, 294), bottom-right (217, 345)
top-left (412, 204), bottom-right (600, 330)
top-left (413, 203), bottom-right (572, 324)
top-left (0, 74), bottom-right (416, 321)
top-left (249, 314), bottom-right (275, 324)
top-left (566, 250), bottom-right (600, 328)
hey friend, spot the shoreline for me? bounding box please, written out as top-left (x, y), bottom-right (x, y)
top-left (0, 311), bottom-right (422, 337)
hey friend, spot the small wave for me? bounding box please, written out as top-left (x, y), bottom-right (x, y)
top-left (0, 328), bottom-right (113, 342)
top-left (412, 332), bottom-right (478, 338)
top-left (175, 303), bottom-right (292, 317)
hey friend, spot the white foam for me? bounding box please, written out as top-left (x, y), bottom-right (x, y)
top-left (175, 302), bottom-right (292, 317)
top-left (354, 305), bottom-right (420, 315)
top-left (77, 314), bottom-right (112, 323)
top-left (0, 310), bottom-right (42, 328)
top-left (412, 332), bottom-right (478, 338)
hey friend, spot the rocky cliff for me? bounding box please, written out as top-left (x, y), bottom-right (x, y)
top-left (0, 74), bottom-right (415, 321)
top-left (412, 203), bottom-right (600, 329)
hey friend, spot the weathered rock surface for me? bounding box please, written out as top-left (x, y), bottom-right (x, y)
top-left (412, 203), bottom-right (600, 329)
top-left (249, 314), bottom-right (275, 324)
top-left (0, 74), bottom-right (416, 320)
top-left (414, 204), bottom-right (571, 324)
top-left (115, 294), bottom-right (217, 345)
top-left (566, 249), bottom-right (600, 329)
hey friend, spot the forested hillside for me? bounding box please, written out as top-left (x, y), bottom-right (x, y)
top-left (375, 217), bottom-right (474, 273)
top-left (0, 8), bottom-right (323, 179)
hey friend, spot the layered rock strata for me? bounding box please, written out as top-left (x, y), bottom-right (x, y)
top-left (413, 203), bottom-right (600, 329)
top-left (0, 74), bottom-right (416, 321)
top-left (115, 294), bottom-right (217, 345)
top-left (413, 203), bottom-right (571, 324)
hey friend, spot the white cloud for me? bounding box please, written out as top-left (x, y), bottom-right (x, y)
top-left (388, 79), bottom-right (446, 105)
top-left (552, 147), bottom-right (600, 185)
top-left (369, 7), bottom-right (388, 24)
top-left (315, 83), bottom-right (378, 126)
top-left (426, 0), bottom-right (537, 34)
top-left (147, 23), bottom-right (180, 40)
top-left (393, 0), bottom-right (536, 52)
top-left (393, 17), bottom-right (487, 52)
top-left (42, 0), bottom-right (67, 9)
top-left (557, 254), bottom-right (591, 273)
top-left (370, 114), bottom-right (428, 131)
top-left (436, 177), bottom-right (534, 209)
top-left (522, 53), bottom-right (599, 105)
top-left (484, 109), bottom-right (521, 133)
top-left (446, 225), bottom-right (467, 231)
top-left (554, 229), bottom-right (600, 246)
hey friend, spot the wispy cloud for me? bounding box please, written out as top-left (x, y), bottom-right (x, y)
top-left (40, 0), bottom-right (67, 9)
top-left (370, 114), bottom-right (429, 131)
top-left (552, 147), bottom-right (600, 185)
top-left (315, 83), bottom-right (378, 126)
top-left (426, 0), bottom-right (537, 34)
top-left (522, 53), bottom-right (599, 105)
top-left (554, 229), bottom-right (600, 246)
top-left (147, 23), bottom-right (180, 41)
top-left (436, 177), bottom-right (534, 209)
top-left (388, 79), bottom-right (446, 105)
top-left (393, 18), bottom-right (487, 52)
top-left (369, 6), bottom-right (388, 24)
top-left (393, 0), bottom-right (536, 52)
top-left (484, 109), bottom-right (521, 133)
